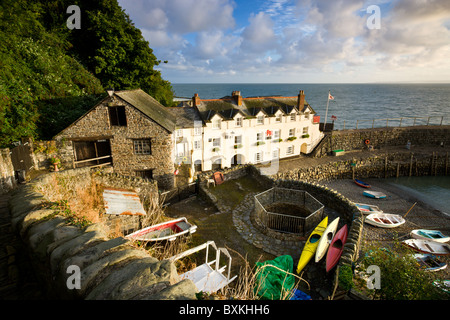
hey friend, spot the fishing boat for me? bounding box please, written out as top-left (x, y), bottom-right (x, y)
top-left (354, 179), bottom-right (371, 188)
top-left (326, 224), bottom-right (348, 272)
top-left (365, 213), bottom-right (405, 228)
top-left (296, 216), bottom-right (328, 274)
top-left (363, 190), bottom-right (386, 199)
top-left (169, 241), bottom-right (237, 293)
top-left (354, 203), bottom-right (383, 215)
top-left (414, 254), bottom-right (447, 272)
top-left (410, 229), bottom-right (450, 243)
top-left (125, 217), bottom-right (197, 242)
top-left (315, 217), bottom-right (340, 263)
top-left (403, 239), bottom-right (450, 256)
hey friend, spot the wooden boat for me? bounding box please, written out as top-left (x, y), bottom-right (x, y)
top-left (125, 217), bottom-right (197, 242)
top-left (414, 254), bottom-right (447, 272)
top-left (169, 241), bottom-right (237, 293)
top-left (354, 179), bottom-right (371, 188)
top-left (433, 280), bottom-right (450, 293)
top-left (326, 224), bottom-right (348, 272)
top-left (315, 217), bottom-right (340, 263)
top-left (296, 216), bottom-right (328, 274)
top-left (354, 203), bottom-right (383, 215)
top-left (410, 229), bottom-right (450, 243)
top-left (365, 213), bottom-right (405, 228)
top-left (403, 239), bottom-right (450, 256)
top-left (363, 190), bottom-right (386, 199)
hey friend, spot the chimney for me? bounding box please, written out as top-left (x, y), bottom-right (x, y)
top-left (232, 91), bottom-right (242, 106)
top-left (192, 93), bottom-right (200, 107)
top-left (297, 90), bottom-right (305, 110)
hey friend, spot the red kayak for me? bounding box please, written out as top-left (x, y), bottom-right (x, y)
top-left (326, 224), bottom-right (348, 272)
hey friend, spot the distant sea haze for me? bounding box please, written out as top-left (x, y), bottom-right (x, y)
top-left (172, 83), bottom-right (450, 130)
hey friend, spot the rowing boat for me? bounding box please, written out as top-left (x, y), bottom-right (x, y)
top-left (363, 190), bottom-right (386, 199)
top-left (296, 216), bottom-right (328, 274)
top-left (326, 224), bottom-right (348, 272)
top-left (315, 217), bottom-right (340, 263)
top-left (365, 213), bottom-right (405, 228)
top-left (126, 217), bottom-right (197, 242)
top-left (414, 254), bottom-right (447, 272)
top-left (354, 179), bottom-right (371, 188)
top-left (410, 229), bottom-right (450, 243)
top-left (403, 239), bottom-right (450, 256)
top-left (354, 203), bottom-right (383, 215)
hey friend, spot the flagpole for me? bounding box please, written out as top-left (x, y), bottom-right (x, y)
top-left (324, 90), bottom-right (330, 129)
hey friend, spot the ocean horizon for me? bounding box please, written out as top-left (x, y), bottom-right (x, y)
top-left (172, 83), bottom-right (450, 130)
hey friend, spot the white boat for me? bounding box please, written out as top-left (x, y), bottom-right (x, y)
top-left (125, 217), bottom-right (197, 242)
top-left (169, 241), bottom-right (237, 293)
top-left (403, 239), bottom-right (450, 256)
top-left (413, 254), bottom-right (447, 272)
top-left (410, 229), bottom-right (450, 243)
top-left (354, 203), bottom-right (383, 215)
top-left (363, 191), bottom-right (386, 199)
top-left (315, 217), bottom-right (340, 263)
top-left (365, 213), bottom-right (405, 228)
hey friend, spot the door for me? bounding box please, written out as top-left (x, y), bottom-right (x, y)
top-left (73, 139), bottom-right (112, 168)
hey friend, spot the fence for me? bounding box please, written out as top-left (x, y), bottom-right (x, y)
top-left (254, 187), bottom-right (324, 235)
top-left (336, 115), bottom-right (448, 130)
top-left (160, 181), bottom-right (198, 206)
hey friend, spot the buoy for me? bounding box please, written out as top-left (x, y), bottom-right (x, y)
top-left (364, 139), bottom-right (370, 145)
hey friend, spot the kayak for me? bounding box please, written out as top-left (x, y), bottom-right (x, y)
top-left (296, 216), bottom-right (328, 274)
top-left (326, 224), bottom-right (348, 272)
top-left (315, 217), bottom-right (340, 263)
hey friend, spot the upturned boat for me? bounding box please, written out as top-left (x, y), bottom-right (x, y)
top-left (126, 217), bottom-right (197, 242)
top-left (363, 190), bottom-right (386, 199)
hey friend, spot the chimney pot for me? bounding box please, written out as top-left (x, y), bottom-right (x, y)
top-left (193, 93), bottom-right (200, 107)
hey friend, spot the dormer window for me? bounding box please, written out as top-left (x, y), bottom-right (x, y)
top-left (213, 119), bottom-right (221, 129)
top-left (305, 112), bottom-right (310, 119)
top-left (235, 117), bottom-right (242, 127)
top-left (275, 114), bottom-right (282, 122)
top-left (290, 114), bottom-right (296, 121)
top-left (257, 115), bottom-right (264, 125)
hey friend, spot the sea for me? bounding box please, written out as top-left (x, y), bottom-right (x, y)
top-left (172, 83), bottom-right (450, 214)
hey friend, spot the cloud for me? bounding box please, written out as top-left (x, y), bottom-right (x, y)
top-left (241, 12), bottom-right (277, 53)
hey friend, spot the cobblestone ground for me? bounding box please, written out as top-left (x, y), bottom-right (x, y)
top-left (0, 193), bottom-right (45, 300)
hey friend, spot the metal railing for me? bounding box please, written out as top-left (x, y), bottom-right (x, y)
top-left (337, 115), bottom-right (448, 130)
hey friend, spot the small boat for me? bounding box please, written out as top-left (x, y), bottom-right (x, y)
top-left (315, 217), bottom-right (340, 263)
top-left (126, 217), bottom-right (197, 242)
top-left (414, 254), bottom-right (447, 272)
top-left (363, 190), bottom-right (386, 199)
top-left (213, 172), bottom-right (224, 185)
top-left (433, 280), bottom-right (450, 293)
top-left (410, 229), bottom-right (450, 243)
top-left (169, 241), bottom-right (237, 293)
top-left (365, 213), bottom-right (405, 228)
top-left (354, 179), bottom-right (371, 188)
top-left (326, 224), bottom-right (348, 272)
top-left (296, 216), bottom-right (328, 274)
top-left (403, 239), bottom-right (450, 256)
top-left (354, 203), bottom-right (383, 215)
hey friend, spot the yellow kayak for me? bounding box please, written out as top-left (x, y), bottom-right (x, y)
top-left (296, 216), bottom-right (328, 274)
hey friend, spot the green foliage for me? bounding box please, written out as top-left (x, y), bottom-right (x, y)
top-left (358, 241), bottom-right (449, 300)
top-left (49, 199), bottom-right (92, 228)
top-left (338, 264), bottom-right (354, 291)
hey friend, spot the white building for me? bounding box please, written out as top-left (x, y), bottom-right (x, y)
top-left (169, 90), bottom-right (324, 181)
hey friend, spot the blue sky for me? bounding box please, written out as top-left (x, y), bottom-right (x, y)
top-left (117, 0), bottom-right (450, 83)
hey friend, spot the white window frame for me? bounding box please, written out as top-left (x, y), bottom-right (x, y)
top-left (275, 114), bottom-right (282, 123)
top-left (290, 114), bottom-right (296, 121)
top-left (255, 152), bottom-right (263, 163)
top-left (194, 126), bottom-right (202, 136)
top-left (288, 128), bottom-right (295, 137)
top-left (274, 130), bottom-right (280, 139)
top-left (235, 135), bottom-right (242, 144)
top-left (287, 145), bottom-right (294, 155)
top-left (213, 138), bottom-right (221, 147)
top-left (256, 132), bottom-right (263, 142)
top-left (257, 115), bottom-right (264, 125)
top-left (272, 149), bottom-right (279, 159)
top-left (176, 129), bottom-right (183, 137)
top-left (194, 140), bottom-right (201, 150)
top-left (303, 127), bottom-right (309, 135)
top-left (213, 119), bottom-right (221, 129)
top-left (235, 117), bottom-right (242, 127)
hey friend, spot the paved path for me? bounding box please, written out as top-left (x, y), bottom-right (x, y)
top-left (0, 193), bottom-right (44, 300)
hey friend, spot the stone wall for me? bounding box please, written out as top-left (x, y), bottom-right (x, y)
top-left (0, 148), bottom-right (16, 194)
top-left (54, 96), bottom-right (175, 190)
top-left (7, 170), bottom-right (197, 300)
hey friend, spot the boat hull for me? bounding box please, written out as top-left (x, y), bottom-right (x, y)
top-left (410, 229), bottom-right (450, 243)
top-left (354, 179), bottom-right (370, 188)
top-left (326, 224), bottom-right (348, 272)
top-left (365, 213), bottom-right (405, 228)
top-left (315, 217), bottom-right (340, 263)
top-left (354, 203), bottom-right (383, 215)
top-left (403, 239), bottom-right (450, 256)
top-left (363, 191), bottom-right (386, 199)
top-left (414, 254), bottom-right (447, 272)
top-left (296, 216), bottom-right (328, 274)
top-left (126, 217), bottom-right (197, 242)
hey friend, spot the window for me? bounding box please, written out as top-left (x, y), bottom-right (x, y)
top-left (289, 128), bottom-right (295, 137)
top-left (256, 132), bottom-right (263, 141)
top-left (255, 152), bottom-right (263, 163)
top-left (303, 127), bottom-right (309, 135)
top-left (109, 106), bottom-right (127, 126)
top-left (136, 169), bottom-right (153, 180)
top-left (235, 117), bottom-right (242, 127)
top-left (213, 119), bottom-right (221, 129)
top-left (213, 138), bottom-right (221, 147)
top-left (194, 140), bottom-right (201, 150)
top-left (134, 139), bottom-right (151, 155)
top-left (257, 115), bottom-right (264, 125)
top-left (287, 145), bottom-right (294, 155)
top-left (194, 121), bottom-right (202, 135)
top-left (235, 135), bottom-right (242, 144)
top-left (305, 112), bottom-right (310, 119)
top-left (176, 129), bottom-right (183, 138)
top-left (275, 114), bottom-right (282, 122)
top-left (290, 114), bottom-right (296, 121)
top-left (273, 149), bottom-right (279, 159)
top-left (274, 130), bottom-right (280, 139)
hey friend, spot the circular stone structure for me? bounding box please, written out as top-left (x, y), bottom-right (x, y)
top-left (254, 187), bottom-right (325, 236)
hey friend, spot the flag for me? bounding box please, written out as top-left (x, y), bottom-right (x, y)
top-left (328, 92), bottom-right (334, 100)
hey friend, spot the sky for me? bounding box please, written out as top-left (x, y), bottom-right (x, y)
top-left (117, 0), bottom-right (450, 84)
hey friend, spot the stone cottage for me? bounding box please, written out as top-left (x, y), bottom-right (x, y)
top-left (54, 89), bottom-right (176, 190)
